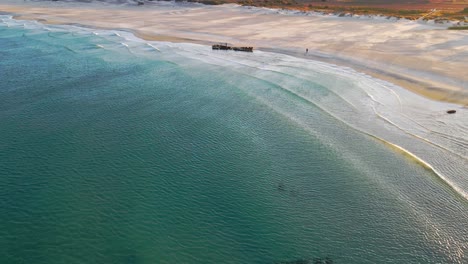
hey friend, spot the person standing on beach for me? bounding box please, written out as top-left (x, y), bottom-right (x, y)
top-left (306, 48), bottom-right (308, 54)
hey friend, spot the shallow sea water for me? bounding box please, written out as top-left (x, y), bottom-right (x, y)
top-left (0, 17), bottom-right (467, 263)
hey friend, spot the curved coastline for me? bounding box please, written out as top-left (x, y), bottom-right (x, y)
top-left (2, 2), bottom-right (468, 105)
top-left (2, 12), bottom-right (468, 263)
top-left (0, 2), bottom-right (467, 200)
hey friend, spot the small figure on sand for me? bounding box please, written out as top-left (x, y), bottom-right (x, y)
top-left (306, 48), bottom-right (308, 54)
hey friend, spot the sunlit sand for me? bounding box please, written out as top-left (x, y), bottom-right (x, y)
top-left (1, 1), bottom-right (467, 105)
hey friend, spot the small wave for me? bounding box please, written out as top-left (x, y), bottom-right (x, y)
top-left (47, 31), bottom-right (70, 39)
top-left (64, 46), bottom-right (77, 54)
top-left (146, 43), bottom-right (160, 52)
top-left (378, 139), bottom-right (467, 200)
top-left (120, 42), bottom-right (134, 54)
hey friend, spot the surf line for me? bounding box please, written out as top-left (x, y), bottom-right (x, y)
top-left (371, 135), bottom-right (467, 201)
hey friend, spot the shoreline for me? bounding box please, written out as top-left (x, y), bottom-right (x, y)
top-left (1, 2), bottom-right (467, 106)
top-left (2, 11), bottom-right (468, 262)
top-left (257, 47), bottom-right (468, 107)
top-left (133, 28), bottom-right (468, 107)
top-left (2, 9), bottom-right (467, 200)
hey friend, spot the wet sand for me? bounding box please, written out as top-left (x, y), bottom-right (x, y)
top-left (1, 1), bottom-right (467, 105)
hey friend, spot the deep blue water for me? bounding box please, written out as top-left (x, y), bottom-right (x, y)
top-left (0, 18), bottom-right (467, 263)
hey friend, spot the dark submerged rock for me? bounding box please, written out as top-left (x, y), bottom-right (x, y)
top-left (277, 182), bottom-right (286, 191)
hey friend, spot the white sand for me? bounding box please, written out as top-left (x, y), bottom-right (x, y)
top-left (1, 1), bottom-right (467, 104)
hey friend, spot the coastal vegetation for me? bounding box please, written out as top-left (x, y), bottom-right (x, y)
top-left (167, 0), bottom-right (468, 22)
top-left (448, 25), bottom-right (468, 29)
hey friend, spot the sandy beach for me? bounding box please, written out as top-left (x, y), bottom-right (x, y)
top-left (1, 1), bottom-right (467, 106)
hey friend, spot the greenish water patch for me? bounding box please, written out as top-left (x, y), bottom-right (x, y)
top-left (0, 21), bottom-right (467, 263)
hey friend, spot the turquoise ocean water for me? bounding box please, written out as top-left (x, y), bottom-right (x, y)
top-left (0, 17), bottom-right (467, 263)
